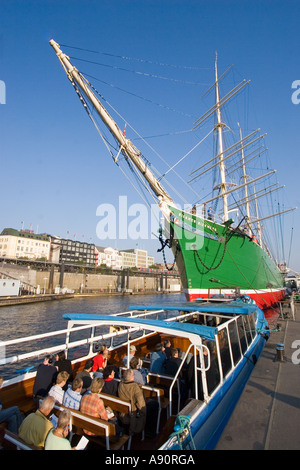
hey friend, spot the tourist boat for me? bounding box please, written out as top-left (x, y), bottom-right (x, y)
top-left (49, 40), bottom-right (296, 310)
top-left (0, 296), bottom-right (270, 450)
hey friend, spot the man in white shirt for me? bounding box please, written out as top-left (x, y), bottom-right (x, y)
top-left (48, 371), bottom-right (69, 404)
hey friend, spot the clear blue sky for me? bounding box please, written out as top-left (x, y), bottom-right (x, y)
top-left (1, 0), bottom-right (299, 271)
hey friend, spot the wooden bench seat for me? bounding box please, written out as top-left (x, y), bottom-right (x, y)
top-left (147, 372), bottom-right (181, 414)
top-left (98, 392), bottom-right (131, 416)
top-left (53, 404), bottom-right (130, 450)
top-left (3, 429), bottom-right (42, 450)
top-left (142, 383), bottom-right (169, 434)
top-left (115, 371), bottom-right (169, 434)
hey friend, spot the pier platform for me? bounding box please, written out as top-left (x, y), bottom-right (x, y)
top-left (216, 303), bottom-right (300, 450)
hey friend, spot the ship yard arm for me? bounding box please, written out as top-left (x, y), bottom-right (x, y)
top-left (49, 40), bottom-right (173, 205)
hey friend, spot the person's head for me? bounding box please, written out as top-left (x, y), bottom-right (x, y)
top-left (123, 368), bottom-right (134, 382)
top-left (84, 359), bottom-right (94, 371)
top-left (129, 356), bottom-right (139, 370)
top-left (164, 340), bottom-right (171, 348)
top-left (170, 348), bottom-right (179, 358)
top-left (90, 377), bottom-right (105, 394)
top-left (40, 396), bottom-right (55, 417)
top-left (44, 354), bottom-right (55, 365)
top-left (97, 344), bottom-right (108, 355)
top-left (102, 349), bottom-right (109, 359)
top-left (71, 377), bottom-right (83, 392)
top-left (130, 345), bottom-right (136, 355)
top-left (103, 365), bottom-right (115, 380)
top-left (154, 343), bottom-right (164, 353)
top-left (56, 409), bottom-right (71, 437)
top-left (56, 371), bottom-right (69, 386)
top-left (56, 351), bottom-right (66, 362)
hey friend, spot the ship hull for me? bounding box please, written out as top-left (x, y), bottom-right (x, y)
top-left (162, 204), bottom-right (285, 310)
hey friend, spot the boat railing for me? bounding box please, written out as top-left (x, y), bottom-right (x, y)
top-left (0, 308), bottom-right (183, 376)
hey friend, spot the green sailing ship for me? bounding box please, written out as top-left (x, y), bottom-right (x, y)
top-left (50, 40), bottom-right (296, 309)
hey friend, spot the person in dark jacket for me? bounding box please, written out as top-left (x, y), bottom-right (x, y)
top-left (74, 359), bottom-right (94, 394)
top-left (33, 355), bottom-right (57, 399)
top-left (163, 339), bottom-right (172, 359)
top-left (55, 351), bottom-right (73, 378)
top-left (102, 365), bottom-right (119, 397)
top-left (163, 348), bottom-right (182, 376)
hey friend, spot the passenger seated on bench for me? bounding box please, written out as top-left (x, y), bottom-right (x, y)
top-left (163, 339), bottom-right (172, 359)
top-left (102, 365), bottom-right (119, 397)
top-left (80, 378), bottom-right (109, 434)
top-left (118, 369), bottom-right (146, 435)
top-left (123, 345), bottom-right (137, 367)
top-left (48, 371), bottom-right (69, 404)
top-left (149, 343), bottom-right (167, 374)
top-left (63, 377), bottom-right (83, 410)
top-left (0, 376), bottom-right (23, 434)
top-left (33, 355), bottom-right (57, 400)
top-left (18, 396), bottom-right (55, 448)
top-left (92, 345), bottom-right (109, 373)
top-left (163, 348), bottom-right (182, 376)
top-left (55, 351), bottom-right (73, 384)
top-left (75, 359), bottom-right (94, 394)
top-left (129, 357), bottom-right (147, 385)
top-left (80, 377), bottom-right (122, 438)
top-left (44, 409), bottom-right (73, 451)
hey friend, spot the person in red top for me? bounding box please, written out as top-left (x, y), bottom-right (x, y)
top-left (92, 345), bottom-right (109, 373)
top-left (80, 377), bottom-right (108, 435)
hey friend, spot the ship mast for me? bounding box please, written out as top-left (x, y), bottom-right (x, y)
top-left (214, 53), bottom-right (229, 222)
top-left (49, 40), bottom-right (173, 205)
top-left (238, 123), bottom-right (252, 234)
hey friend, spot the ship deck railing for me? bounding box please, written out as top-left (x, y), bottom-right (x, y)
top-left (0, 300), bottom-right (262, 412)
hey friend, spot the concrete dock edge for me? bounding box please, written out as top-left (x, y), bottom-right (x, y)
top-left (216, 303), bottom-right (300, 450)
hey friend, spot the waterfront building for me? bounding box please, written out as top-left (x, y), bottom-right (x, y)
top-left (120, 249), bottom-right (154, 269)
top-left (50, 236), bottom-right (96, 266)
top-left (95, 246), bottom-right (122, 270)
top-left (0, 228), bottom-right (51, 261)
top-left (120, 250), bottom-right (137, 269)
top-left (147, 255), bottom-right (155, 267)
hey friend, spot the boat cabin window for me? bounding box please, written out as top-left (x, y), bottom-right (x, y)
top-left (249, 313), bottom-right (257, 339)
top-left (237, 316), bottom-right (247, 353)
top-left (244, 316), bottom-right (252, 345)
top-left (67, 327), bottom-right (92, 360)
top-left (111, 330), bottom-right (129, 348)
top-left (205, 341), bottom-right (221, 396)
top-left (228, 321), bottom-right (242, 365)
top-left (218, 329), bottom-right (232, 377)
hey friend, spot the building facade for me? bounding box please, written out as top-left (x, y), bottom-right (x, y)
top-left (0, 228), bottom-right (51, 261)
top-left (50, 236), bottom-right (96, 266)
top-left (120, 249), bottom-right (155, 269)
top-left (0, 228), bottom-right (156, 270)
top-left (95, 246), bottom-right (123, 270)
